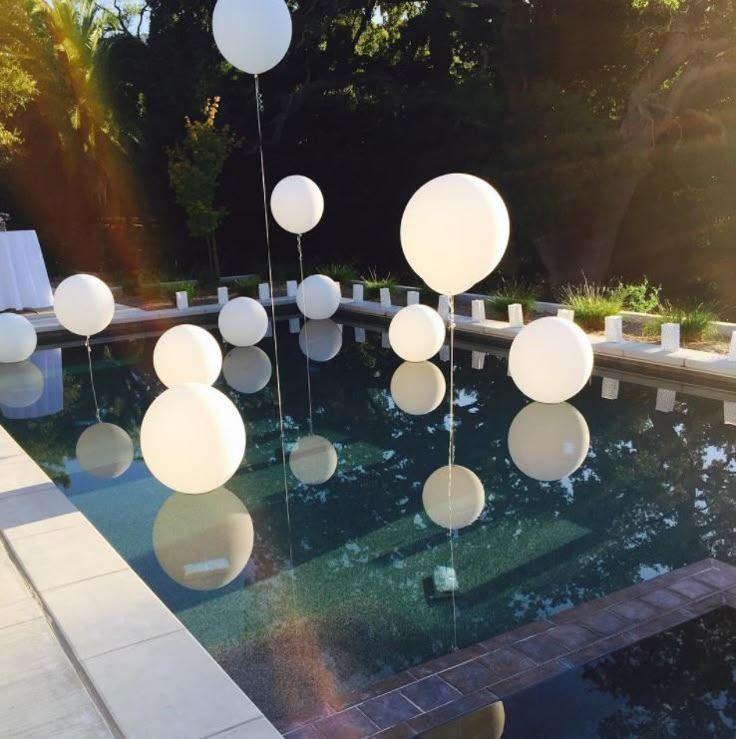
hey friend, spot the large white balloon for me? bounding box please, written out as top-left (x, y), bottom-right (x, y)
top-left (141, 384), bottom-right (245, 494)
top-left (271, 175), bottom-right (324, 234)
top-left (389, 305), bottom-right (445, 362)
top-left (223, 347), bottom-right (272, 394)
top-left (390, 361), bottom-right (445, 415)
top-left (508, 402), bottom-right (589, 482)
top-left (289, 434), bottom-right (338, 485)
top-left (212, 0), bottom-right (292, 75)
top-left (0, 361), bottom-right (43, 408)
top-left (296, 274), bottom-right (341, 320)
top-left (76, 422), bottom-right (134, 479)
top-left (0, 314), bottom-right (37, 363)
top-left (53, 274), bottom-right (115, 336)
top-left (509, 316), bottom-right (593, 403)
top-left (299, 319), bottom-right (342, 362)
top-left (153, 488), bottom-right (254, 591)
top-left (400, 174), bottom-right (510, 296)
top-left (153, 324), bottom-right (222, 388)
top-left (218, 297), bottom-right (268, 347)
top-left (423, 465), bottom-right (485, 530)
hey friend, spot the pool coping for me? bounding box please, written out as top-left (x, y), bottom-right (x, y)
top-left (282, 558), bottom-right (736, 738)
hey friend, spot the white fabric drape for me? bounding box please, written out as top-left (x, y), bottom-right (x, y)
top-left (0, 231), bottom-right (53, 311)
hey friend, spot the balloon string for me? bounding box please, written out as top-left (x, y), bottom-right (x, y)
top-left (447, 295), bottom-right (458, 652)
top-left (296, 233), bottom-right (314, 435)
top-left (85, 337), bottom-right (101, 423)
top-left (253, 74), bottom-right (296, 591)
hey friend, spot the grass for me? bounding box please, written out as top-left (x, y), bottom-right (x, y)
top-left (138, 279), bottom-right (197, 304)
top-left (557, 281), bottom-right (625, 331)
top-left (361, 268), bottom-right (399, 297)
top-left (231, 275), bottom-right (262, 298)
top-left (317, 263), bottom-right (359, 285)
top-left (644, 301), bottom-right (718, 343)
top-left (485, 278), bottom-right (540, 317)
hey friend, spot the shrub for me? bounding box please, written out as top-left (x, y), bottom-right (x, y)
top-left (486, 278), bottom-right (539, 316)
top-left (615, 277), bottom-right (661, 314)
top-left (232, 275), bottom-right (261, 297)
top-left (362, 268), bottom-right (398, 297)
top-left (317, 263), bottom-right (359, 285)
top-left (557, 280), bottom-right (624, 331)
top-left (138, 279), bottom-right (197, 304)
top-left (644, 301), bottom-right (718, 343)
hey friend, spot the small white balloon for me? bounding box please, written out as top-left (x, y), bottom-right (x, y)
top-left (0, 313), bottom-right (37, 363)
top-left (0, 361), bottom-right (43, 408)
top-left (509, 316), bottom-right (594, 403)
top-left (401, 174), bottom-right (510, 296)
top-left (153, 487), bottom-right (254, 591)
top-left (296, 274), bottom-right (341, 320)
top-left (423, 465), bottom-right (485, 530)
top-left (218, 297), bottom-right (268, 347)
top-left (271, 175), bottom-right (324, 234)
top-left (53, 274), bottom-right (115, 336)
top-left (289, 434), bottom-right (338, 485)
top-left (141, 384), bottom-right (246, 494)
top-left (76, 422), bottom-right (134, 479)
top-left (508, 402), bottom-right (590, 482)
top-left (153, 324), bottom-right (222, 388)
top-left (389, 304), bottom-right (445, 362)
top-left (212, 0), bottom-right (292, 75)
top-left (299, 319), bottom-right (342, 362)
top-left (390, 361), bottom-right (446, 415)
top-left (223, 346), bottom-right (272, 394)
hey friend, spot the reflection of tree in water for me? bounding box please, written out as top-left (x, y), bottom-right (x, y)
top-left (584, 608), bottom-right (736, 738)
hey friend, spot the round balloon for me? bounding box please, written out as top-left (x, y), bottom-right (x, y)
top-left (296, 274), bottom-right (341, 320)
top-left (0, 313), bottom-right (37, 363)
top-left (53, 274), bottom-right (115, 337)
top-left (223, 346), bottom-right (272, 394)
top-left (299, 319), bottom-right (342, 362)
top-left (76, 422), bottom-right (134, 479)
top-left (212, 0), bottom-right (292, 75)
top-left (153, 324), bottom-right (222, 388)
top-left (508, 402), bottom-right (590, 482)
top-left (390, 361), bottom-right (445, 415)
top-left (0, 361), bottom-right (43, 408)
top-left (271, 175), bottom-right (324, 234)
top-left (153, 487), bottom-right (254, 591)
top-left (289, 434), bottom-right (338, 485)
top-left (423, 465), bottom-right (485, 530)
top-left (509, 316), bottom-right (593, 403)
top-left (401, 174), bottom-right (509, 295)
top-left (141, 384), bottom-right (245, 494)
top-left (389, 304), bottom-right (445, 362)
top-left (218, 297), bottom-right (268, 347)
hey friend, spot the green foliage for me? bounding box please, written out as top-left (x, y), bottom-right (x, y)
top-left (486, 278), bottom-right (540, 316)
top-left (644, 301), bottom-right (718, 343)
top-left (317, 263), bottom-right (359, 285)
top-left (615, 278), bottom-right (662, 314)
top-left (232, 275), bottom-right (261, 298)
top-left (558, 281), bottom-right (624, 331)
top-left (362, 268), bottom-right (398, 292)
top-left (138, 279), bottom-right (196, 304)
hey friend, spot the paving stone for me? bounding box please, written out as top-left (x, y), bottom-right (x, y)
top-left (406, 690), bottom-right (498, 734)
top-left (684, 593), bottom-right (725, 616)
top-left (408, 644), bottom-right (487, 679)
top-left (210, 717), bottom-right (281, 738)
top-left (694, 567), bottom-right (736, 590)
top-left (623, 608), bottom-right (696, 641)
top-left (546, 623), bottom-right (599, 650)
top-left (608, 599), bottom-right (659, 623)
top-left (284, 724), bottom-right (322, 739)
top-left (579, 609), bottom-right (630, 636)
top-left (562, 633), bottom-right (633, 667)
top-left (489, 660), bottom-right (569, 698)
top-left (371, 724), bottom-right (419, 738)
top-left (359, 692), bottom-right (422, 729)
top-left (478, 647), bottom-right (537, 680)
top-left (400, 675), bottom-right (461, 712)
top-left (440, 659), bottom-right (496, 694)
top-left (513, 632), bottom-right (569, 662)
top-left (639, 588), bottom-right (689, 611)
top-left (312, 708), bottom-right (380, 739)
top-left (668, 577), bottom-right (719, 601)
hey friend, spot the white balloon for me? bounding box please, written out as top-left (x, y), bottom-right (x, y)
top-left (299, 319), bottom-right (342, 362)
top-left (271, 175), bottom-right (324, 234)
top-left (390, 361), bottom-right (445, 415)
top-left (289, 434), bottom-right (338, 485)
top-left (153, 324), bottom-right (222, 388)
top-left (223, 346), bottom-right (272, 394)
top-left (508, 402), bottom-right (590, 482)
top-left (212, 0), bottom-right (292, 75)
top-left (0, 361), bottom-right (43, 408)
top-left (389, 305), bottom-right (445, 362)
top-left (141, 384), bottom-right (245, 494)
top-left (422, 465), bottom-right (485, 530)
top-left (153, 487), bottom-right (254, 591)
top-left (400, 174), bottom-right (510, 295)
top-left (53, 274), bottom-right (115, 337)
top-left (0, 314), bottom-right (37, 363)
top-left (296, 274), bottom-right (341, 320)
top-left (509, 317), bottom-right (594, 403)
top-left (76, 422), bottom-right (134, 479)
top-left (218, 297), bottom-right (268, 347)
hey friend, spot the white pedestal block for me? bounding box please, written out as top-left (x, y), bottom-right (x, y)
top-left (217, 287), bottom-right (229, 305)
top-left (508, 303), bottom-right (524, 328)
top-left (289, 318), bottom-right (300, 334)
top-left (286, 280), bottom-right (298, 297)
top-left (605, 316), bottom-right (623, 343)
top-left (471, 351), bottom-right (485, 370)
top-left (656, 388), bottom-right (676, 413)
top-left (725, 400), bottom-right (736, 426)
top-left (258, 283), bottom-right (270, 301)
top-left (407, 291), bottom-right (419, 305)
top-left (557, 308), bottom-right (574, 322)
top-left (729, 331), bottom-right (736, 360)
top-left (439, 345), bottom-right (450, 362)
top-left (175, 291), bottom-right (188, 310)
top-left (381, 331), bottom-right (390, 348)
top-left (353, 284), bottom-right (364, 302)
top-left (601, 377), bottom-right (620, 400)
top-left (438, 295), bottom-right (450, 319)
top-left (661, 322), bottom-right (680, 352)
top-left (354, 327), bottom-right (366, 343)
top-left (471, 300), bottom-right (486, 321)
top-left (380, 288), bottom-right (391, 306)
top-left (265, 320), bottom-right (273, 338)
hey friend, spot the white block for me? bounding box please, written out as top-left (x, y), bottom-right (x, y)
top-left (557, 308), bottom-right (574, 322)
top-left (729, 331), bottom-right (736, 360)
top-left (655, 388), bottom-right (676, 413)
top-left (508, 303), bottom-right (524, 328)
top-left (175, 291), bottom-right (188, 310)
top-left (438, 295), bottom-right (450, 319)
top-left (289, 318), bottom-right (300, 334)
top-left (380, 287), bottom-right (391, 306)
top-left (407, 291), bottom-right (420, 305)
top-left (258, 283), bottom-right (270, 301)
top-left (217, 286), bottom-right (229, 306)
top-left (286, 280), bottom-right (298, 297)
top-left (471, 300), bottom-right (486, 322)
top-left (353, 283), bottom-right (364, 302)
top-left (471, 351), bottom-right (485, 370)
top-left (381, 332), bottom-right (390, 348)
top-left (265, 321), bottom-right (272, 338)
top-left (439, 345), bottom-right (450, 362)
top-left (725, 400), bottom-right (736, 426)
top-left (605, 316), bottom-right (623, 343)
top-left (661, 322), bottom-right (680, 352)
top-left (601, 377), bottom-right (619, 400)
top-left (354, 327), bottom-right (366, 343)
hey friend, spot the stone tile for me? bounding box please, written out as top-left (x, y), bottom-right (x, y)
top-left (208, 717), bottom-right (282, 738)
top-left (441, 659), bottom-right (495, 694)
top-left (579, 609), bottom-right (630, 636)
top-left (285, 726), bottom-right (322, 739)
top-left (0, 455), bottom-right (50, 495)
top-left (372, 724), bottom-right (418, 738)
top-left (312, 708), bottom-right (380, 738)
top-left (478, 647), bottom-right (537, 680)
top-left (514, 632), bottom-right (569, 663)
top-left (84, 630), bottom-right (261, 739)
top-left (406, 689), bottom-right (498, 734)
top-left (360, 691), bottom-right (422, 729)
top-left (623, 607), bottom-right (696, 641)
top-left (43, 569), bottom-right (183, 659)
top-left (0, 484), bottom-right (78, 540)
top-left (563, 633), bottom-right (633, 667)
top-left (276, 703), bottom-right (335, 734)
top-left (0, 546), bottom-right (31, 606)
top-left (694, 567), bottom-right (736, 590)
top-left (668, 577), bottom-right (719, 601)
top-left (400, 675), bottom-right (461, 712)
top-left (547, 623), bottom-right (599, 650)
top-left (489, 660), bottom-right (569, 698)
top-left (621, 344), bottom-right (686, 367)
top-left (408, 644), bottom-right (487, 679)
top-left (684, 593), bottom-right (724, 616)
top-left (608, 599), bottom-right (659, 623)
top-left (0, 596), bottom-right (42, 630)
top-left (333, 671), bottom-right (416, 711)
top-left (640, 588), bottom-right (689, 611)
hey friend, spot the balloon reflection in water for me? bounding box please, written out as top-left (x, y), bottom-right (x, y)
top-left (390, 361), bottom-right (446, 415)
top-left (289, 434), bottom-right (338, 485)
top-left (0, 361), bottom-right (44, 408)
top-left (76, 423), bottom-right (134, 479)
top-left (298, 319), bottom-right (342, 362)
top-left (153, 487), bottom-right (254, 591)
top-left (223, 347), bottom-right (272, 394)
top-left (423, 465), bottom-right (485, 530)
top-left (508, 402), bottom-right (590, 482)
top-left (424, 700), bottom-right (505, 739)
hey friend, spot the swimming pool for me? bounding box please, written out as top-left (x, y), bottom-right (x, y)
top-left (2, 317), bottom-right (735, 728)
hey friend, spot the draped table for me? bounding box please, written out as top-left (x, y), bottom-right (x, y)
top-left (0, 230), bottom-right (53, 311)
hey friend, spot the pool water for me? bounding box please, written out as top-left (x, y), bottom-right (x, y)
top-left (2, 319), bottom-right (736, 726)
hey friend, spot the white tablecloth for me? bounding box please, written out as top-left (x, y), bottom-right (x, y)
top-left (0, 230), bottom-right (53, 311)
